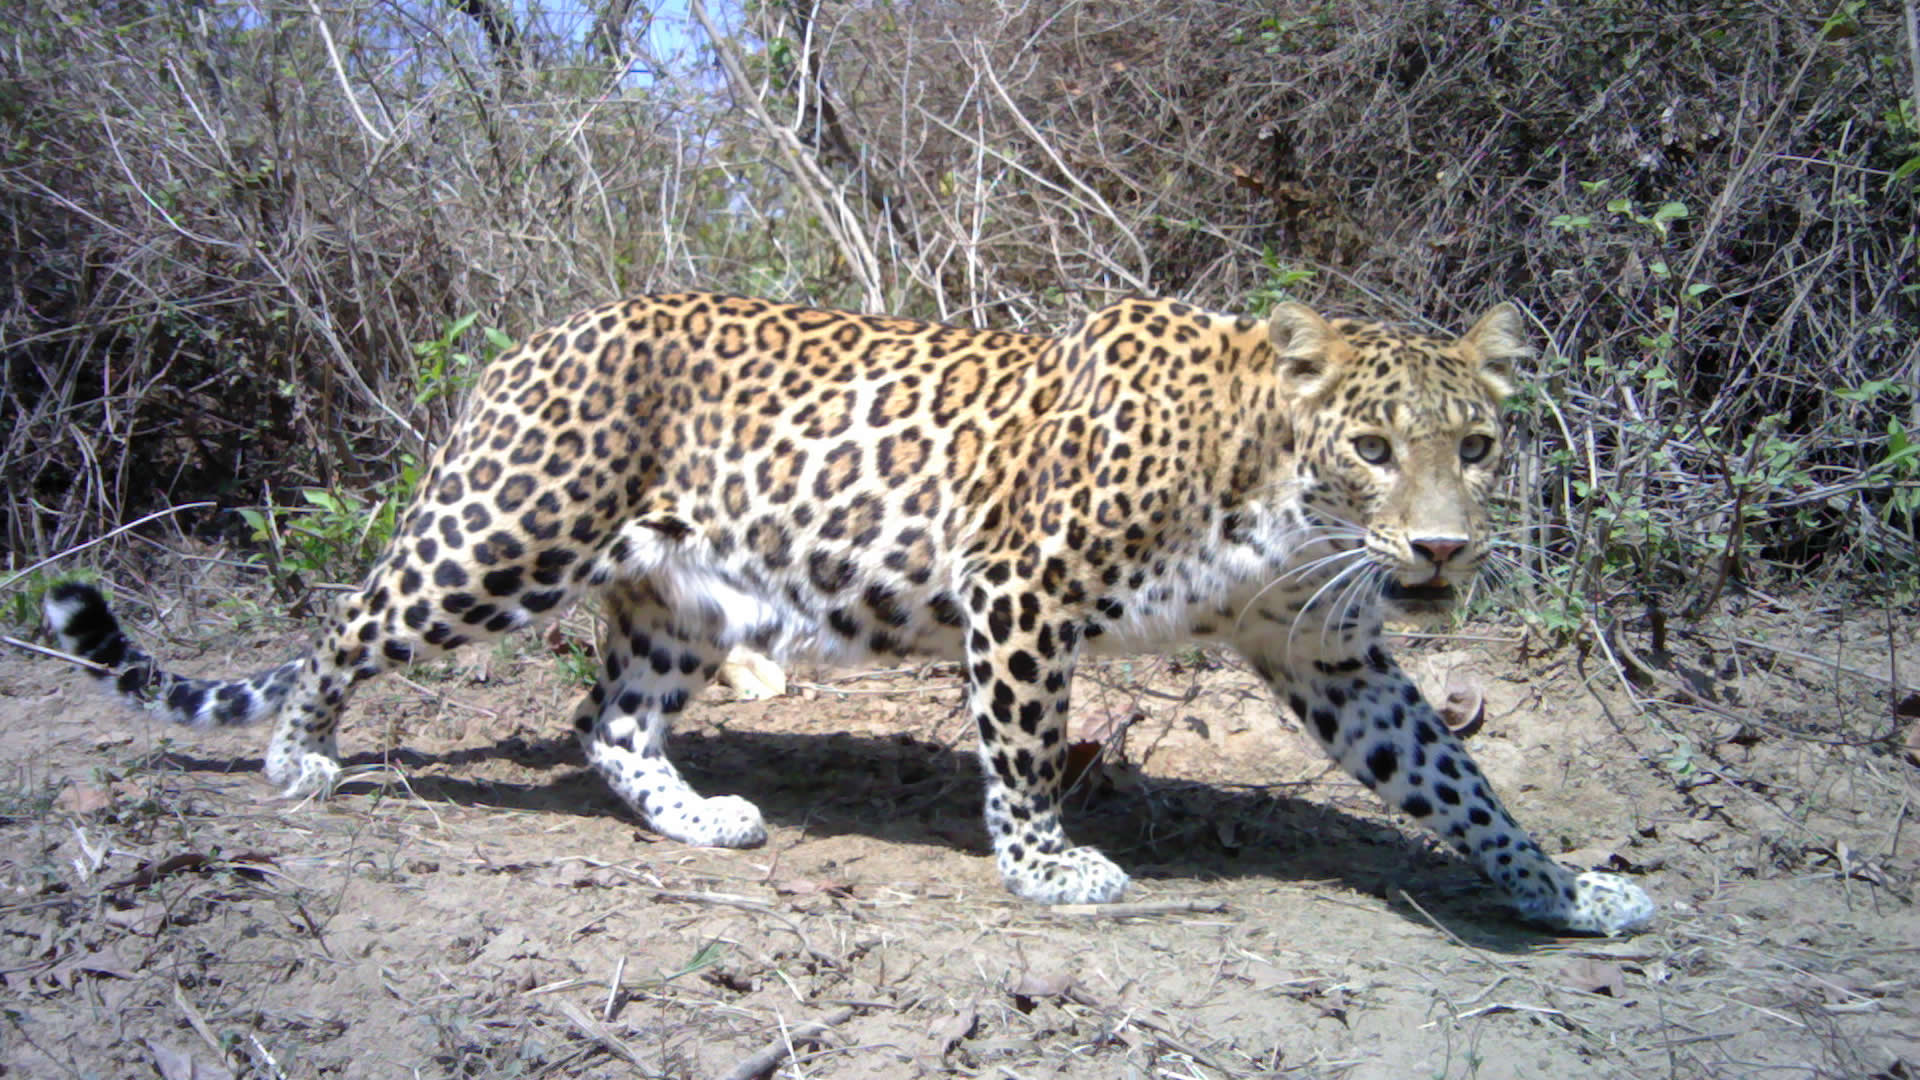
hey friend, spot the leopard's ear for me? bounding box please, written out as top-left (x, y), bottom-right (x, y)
top-left (1268, 302), bottom-right (1343, 399)
top-left (1459, 303), bottom-right (1528, 400)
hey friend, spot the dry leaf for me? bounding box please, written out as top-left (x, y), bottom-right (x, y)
top-left (40, 948), bottom-right (134, 991)
top-left (1059, 740), bottom-right (1105, 791)
top-left (927, 1006), bottom-right (978, 1056)
top-left (1215, 819), bottom-right (1243, 853)
top-left (544, 622), bottom-right (588, 657)
top-left (1315, 987), bottom-right (1352, 1024)
top-left (105, 901), bottom-right (170, 937)
top-left (1560, 957), bottom-right (1629, 998)
top-left (56, 783), bottom-right (114, 815)
top-left (716, 647), bottom-right (786, 700)
top-left (1009, 970), bottom-right (1073, 1012)
top-left (146, 1039), bottom-right (230, 1080)
top-left (1439, 671), bottom-right (1485, 736)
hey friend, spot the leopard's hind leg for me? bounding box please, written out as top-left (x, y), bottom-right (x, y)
top-left (570, 579), bottom-right (765, 847)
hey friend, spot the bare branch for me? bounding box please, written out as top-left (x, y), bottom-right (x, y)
top-left (690, 0), bottom-right (884, 310)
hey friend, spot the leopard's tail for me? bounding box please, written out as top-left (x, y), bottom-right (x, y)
top-left (43, 582), bottom-right (301, 729)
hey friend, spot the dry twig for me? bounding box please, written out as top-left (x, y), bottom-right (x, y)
top-left (716, 1006), bottom-right (856, 1080)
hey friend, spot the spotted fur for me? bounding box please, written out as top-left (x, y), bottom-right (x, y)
top-left (45, 291), bottom-right (1653, 934)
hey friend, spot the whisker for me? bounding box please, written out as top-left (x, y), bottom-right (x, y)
top-left (1485, 539), bottom-right (1561, 562)
top-left (1234, 546), bottom-right (1366, 632)
top-left (1286, 559), bottom-right (1371, 656)
top-left (1484, 551), bottom-right (1553, 590)
top-left (1320, 564), bottom-right (1383, 652)
top-left (1484, 523), bottom-right (1574, 538)
top-left (1307, 507), bottom-right (1367, 533)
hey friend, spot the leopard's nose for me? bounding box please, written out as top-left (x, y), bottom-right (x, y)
top-left (1410, 538), bottom-right (1466, 567)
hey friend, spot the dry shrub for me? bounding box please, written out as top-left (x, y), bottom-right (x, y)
top-left (2, 0), bottom-right (1915, 612)
top-left (1, 0), bottom-right (805, 561)
top-left (771, 0), bottom-right (1920, 606)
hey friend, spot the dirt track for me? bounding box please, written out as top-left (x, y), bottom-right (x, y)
top-left (2, 583), bottom-right (1915, 1078)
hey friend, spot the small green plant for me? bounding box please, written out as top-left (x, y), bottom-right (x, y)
top-left (1245, 249), bottom-right (1316, 315)
top-left (1522, 591), bottom-right (1587, 641)
top-left (1864, 418), bottom-right (1920, 537)
top-left (413, 313), bottom-right (515, 406)
top-left (662, 940), bottom-right (727, 983)
top-left (1606, 196), bottom-right (1689, 238)
top-left (1234, 9), bottom-right (1335, 53)
top-left (1659, 735), bottom-right (1697, 778)
top-left (1545, 186), bottom-right (1689, 239)
top-left (1886, 99), bottom-right (1920, 184)
top-left (555, 640), bottom-right (598, 688)
top-left (1832, 379), bottom-right (1920, 569)
top-left (238, 454), bottom-right (421, 582)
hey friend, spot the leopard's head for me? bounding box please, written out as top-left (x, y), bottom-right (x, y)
top-left (1266, 302), bottom-right (1527, 618)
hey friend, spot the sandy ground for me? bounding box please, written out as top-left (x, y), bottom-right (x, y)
top-left (1, 576), bottom-right (1915, 1079)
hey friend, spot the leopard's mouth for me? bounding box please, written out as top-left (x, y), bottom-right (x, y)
top-left (1383, 579), bottom-right (1458, 613)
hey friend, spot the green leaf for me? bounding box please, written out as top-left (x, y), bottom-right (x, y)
top-left (1835, 378), bottom-right (1902, 402)
top-left (664, 941), bottom-right (727, 982)
top-left (1651, 201), bottom-right (1689, 226)
top-left (237, 508), bottom-right (270, 542)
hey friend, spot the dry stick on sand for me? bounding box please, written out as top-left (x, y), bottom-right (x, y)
top-left (717, 1007), bottom-right (856, 1080)
top-left (1047, 899), bottom-right (1228, 918)
top-left (1059, 985), bottom-right (1238, 1076)
top-left (553, 998), bottom-right (648, 1069)
top-left (604, 873), bottom-right (843, 970)
top-left (0, 635), bottom-right (110, 672)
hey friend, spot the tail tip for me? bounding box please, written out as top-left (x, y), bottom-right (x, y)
top-left (42, 581), bottom-right (121, 659)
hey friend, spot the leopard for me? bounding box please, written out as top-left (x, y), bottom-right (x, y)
top-left (44, 290), bottom-right (1655, 935)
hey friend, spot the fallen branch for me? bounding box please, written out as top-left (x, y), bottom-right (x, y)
top-left (1, 635), bottom-right (111, 673)
top-left (717, 1006), bottom-right (855, 1080)
top-left (553, 998), bottom-right (647, 1068)
top-left (618, 878), bottom-right (842, 969)
top-left (1061, 986), bottom-right (1235, 1075)
top-left (1047, 899), bottom-right (1227, 918)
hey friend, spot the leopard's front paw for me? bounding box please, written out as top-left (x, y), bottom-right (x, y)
top-left (999, 845), bottom-right (1130, 905)
top-left (1514, 870), bottom-right (1655, 936)
top-left (1561, 871), bottom-right (1655, 935)
top-left (648, 793), bottom-right (768, 848)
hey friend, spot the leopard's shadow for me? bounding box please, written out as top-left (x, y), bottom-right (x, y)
top-left (160, 724), bottom-right (1544, 945)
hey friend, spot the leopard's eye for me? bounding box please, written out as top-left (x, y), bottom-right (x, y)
top-left (1352, 434), bottom-right (1392, 464)
top-left (1460, 434), bottom-right (1494, 464)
